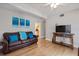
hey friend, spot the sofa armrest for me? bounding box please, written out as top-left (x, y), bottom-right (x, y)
top-left (33, 35), bottom-right (38, 42)
top-left (33, 35), bottom-right (38, 38)
top-left (2, 39), bottom-right (9, 53)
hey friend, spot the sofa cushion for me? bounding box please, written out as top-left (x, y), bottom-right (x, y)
top-left (28, 32), bottom-right (33, 39)
top-left (29, 37), bottom-right (36, 41)
top-left (8, 34), bottom-right (19, 43)
top-left (21, 40), bottom-right (30, 44)
top-left (19, 32), bottom-right (27, 40)
top-left (9, 41), bottom-right (21, 47)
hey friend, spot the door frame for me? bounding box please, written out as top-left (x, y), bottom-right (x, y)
top-left (35, 23), bottom-right (41, 39)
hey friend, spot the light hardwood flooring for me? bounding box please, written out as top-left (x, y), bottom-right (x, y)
top-left (6, 39), bottom-right (78, 56)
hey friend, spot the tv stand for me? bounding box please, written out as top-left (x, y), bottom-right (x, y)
top-left (52, 32), bottom-right (74, 49)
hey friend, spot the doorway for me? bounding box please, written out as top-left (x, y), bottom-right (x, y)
top-left (35, 23), bottom-right (41, 39)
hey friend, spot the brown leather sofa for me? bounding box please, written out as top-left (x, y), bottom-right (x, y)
top-left (2, 31), bottom-right (38, 54)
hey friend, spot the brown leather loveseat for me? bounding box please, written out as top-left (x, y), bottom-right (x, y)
top-left (2, 31), bottom-right (38, 54)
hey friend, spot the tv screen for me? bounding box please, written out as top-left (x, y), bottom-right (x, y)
top-left (56, 25), bottom-right (71, 33)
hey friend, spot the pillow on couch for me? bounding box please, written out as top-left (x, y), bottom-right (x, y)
top-left (8, 34), bottom-right (19, 43)
top-left (19, 31), bottom-right (27, 40)
top-left (28, 32), bottom-right (33, 39)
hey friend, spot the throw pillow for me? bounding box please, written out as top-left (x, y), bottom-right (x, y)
top-left (19, 32), bottom-right (27, 40)
top-left (9, 35), bottom-right (18, 43)
top-left (28, 32), bottom-right (33, 39)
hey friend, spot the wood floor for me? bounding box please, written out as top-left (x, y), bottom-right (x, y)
top-left (6, 39), bottom-right (78, 56)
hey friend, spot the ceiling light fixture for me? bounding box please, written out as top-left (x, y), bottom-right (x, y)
top-left (50, 3), bottom-right (60, 8)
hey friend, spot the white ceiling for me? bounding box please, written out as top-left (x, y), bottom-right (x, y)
top-left (0, 3), bottom-right (79, 19)
top-left (24, 3), bottom-right (79, 16)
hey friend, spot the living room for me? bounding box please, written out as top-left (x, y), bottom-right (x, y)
top-left (0, 0), bottom-right (79, 57)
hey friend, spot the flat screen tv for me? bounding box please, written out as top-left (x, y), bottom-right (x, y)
top-left (56, 25), bottom-right (71, 33)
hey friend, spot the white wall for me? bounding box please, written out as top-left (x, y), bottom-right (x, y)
top-left (0, 7), bottom-right (45, 41)
top-left (46, 9), bottom-right (79, 48)
top-left (40, 20), bottom-right (46, 38)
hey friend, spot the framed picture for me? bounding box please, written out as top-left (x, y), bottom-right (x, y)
top-left (20, 18), bottom-right (25, 26)
top-left (26, 20), bottom-right (30, 26)
top-left (12, 17), bottom-right (19, 26)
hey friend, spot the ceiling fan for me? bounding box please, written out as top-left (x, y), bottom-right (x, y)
top-left (50, 3), bottom-right (60, 8)
top-left (45, 3), bottom-right (60, 8)
top-left (45, 3), bottom-right (68, 9)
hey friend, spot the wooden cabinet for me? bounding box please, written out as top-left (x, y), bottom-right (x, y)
top-left (52, 32), bottom-right (74, 49)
